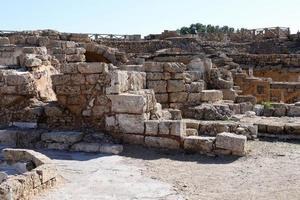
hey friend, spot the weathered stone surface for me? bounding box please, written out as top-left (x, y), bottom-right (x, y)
top-left (0, 37), bottom-right (10, 45)
top-left (77, 62), bottom-right (104, 73)
top-left (24, 57), bottom-right (42, 67)
top-left (2, 148), bottom-right (52, 167)
top-left (0, 130), bottom-right (17, 145)
top-left (117, 114), bottom-right (146, 134)
top-left (109, 93), bottom-right (147, 114)
top-left (145, 120), bottom-right (159, 135)
top-left (169, 92), bottom-right (188, 103)
top-left (159, 121), bottom-right (171, 135)
top-left (170, 120), bottom-right (186, 136)
top-left (167, 80), bottom-right (185, 92)
top-left (100, 144), bottom-right (123, 154)
top-left (216, 132), bottom-right (247, 156)
top-left (145, 136), bottom-right (180, 149)
top-left (200, 90), bottom-right (223, 102)
top-left (41, 131), bottom-right (84, 144)
top-left (186, 128), bottom-right (198, 136)
top-left (287, 105), bottom-right (300, 117)
top-left (122, 134), bottom-right (144, 145)
top-left (183, 136), bottom-right (215, 153)
top-left (147, 80), bottom-right (167, 93)
top-left (285, 123), bottom-right (300, 135)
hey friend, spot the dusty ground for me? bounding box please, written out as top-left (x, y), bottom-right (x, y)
top-left (33, 139), bottom-right (300, 200)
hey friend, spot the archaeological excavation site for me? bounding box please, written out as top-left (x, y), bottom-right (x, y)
top-left (0, 27), bottom-right (299, 199)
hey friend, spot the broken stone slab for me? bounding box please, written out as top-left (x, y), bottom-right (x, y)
top-left (183, 136), bottom-right (215, 153)
top-left (145, 136), bottom-right (180, 149)
top-left (2, 148), bottom-right (52, 167)
top-left (41, 131), bottom-right (84, 144)
top-left (215, 132), bottom-right (247, 156)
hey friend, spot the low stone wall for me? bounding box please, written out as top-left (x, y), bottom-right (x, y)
top-left (233, 72), bottom-right (300, 103)
top-left (0, 148), bottom-right (57, 200)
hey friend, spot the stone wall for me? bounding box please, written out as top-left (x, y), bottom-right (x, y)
top-left (233, 72), bottom-right (300, 103)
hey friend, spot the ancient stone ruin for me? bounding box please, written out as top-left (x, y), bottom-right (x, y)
top-left (0, 28), bottom-right (299, 198)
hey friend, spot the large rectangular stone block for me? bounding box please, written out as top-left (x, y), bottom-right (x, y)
top-left (145, 120), bottom-right (159, 135)
top-left (147, 80), bottom-right (167, 93)
top-left (108, 93), bottom-right (147, 114)
top-left (183, 136), bottom-right (215, 153)
top-left (200, 90), bottom-right (223, 102)
top-left (216, 132), bottom-right (246, 156)
top-left (167, 80), bottom-right (185, 92)
top-left (169, 92), bottom-right (188, 103)
top-left (145, 136), bottom-right (180, 149)
top-left (116, 114), bottom-right (146, 134)
top-left (78, 62), bottom-right (105, 74)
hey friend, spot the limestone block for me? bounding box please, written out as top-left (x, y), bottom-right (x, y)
top-left (46, 143), bottom-right (70, 150)
top-left (51, 74), bottom-right (70, 85)
top-left (200, 90), bottom-right (223, 102)
top-left (127, 71), bottom-right (146, 91)
top-left (147, 72), bottom-right (165, 80)
top-left (285, 123), bottom-right (300, 135)
top-left (6, 73), bottom-right (31, 86)
top-left (61, 63), bottom-right (79, 74)
top-left (169, 92), bottom-right (188, 103)
top-left (170, 120), bottom-right (186, 136)
top-left (78, 62), bottom-right (105, 74)
top-left (145, 136), bottom-right (180, 149)
top-left (108, 93), bottom-right (147, 114)
top-left (221, 89), bottom-right (237, 101)
top-left (254, 104), bottom-right (264, 116)
top-left (159, 121), bottom-right (171, 135)
top-left (85, 74), bottom-right (99, 84)
top-left (167, 80), bottom-right (185, 92)
top-left (0, 37), bottom-right (10, 45)
top-left (183, 136), bottom-right (215, 153)
top-left (100, 144), bottom-right (123, 154)
top-left (106, 70), bottom-right (129, 94)
top-left (147, 80), bottom-right (167, 93)
top-left (163, 62), bottom-right (185, 73)
top-left (186, 81), bottom-right (204, 93)
top-left (155, 93), bottom-right (169, 103)
top-left (287, 105), bottom-right (300, 117)
top-left (66, 54), bottom-right (85, 62)
top-left (41, 131), bottom-right (84, 144)
top-left (266, 123), bottom-right (285, 134)
top-left (240, 102), bottom-right (253, 114)
top-left (187, 93), bottom-right (202, 104)
top-left (235, 95), bottom-right (256, 105)
top-left (123, 134), bottom-right (145, 145)
top-left (24, 57), bottom-right (42, 67)
top-left (0, 130), bottom-right (17, 145)
top-left (33, 164), bottom-right (57, 183)
top-left (272, 103), bottom-right (287, 117)
top-left (186, 128), bottom-right (198, 136)
top-left (216, 132), bottom-right (247, 156)
top-left (143, 62), bottom-right (164, 72)
top-left (2, 148), bottom-right (52, 167)
top-left (116, 114), bottom-right (146, 134)
top-left (145, 120), bottom-right (159, 135)
top-left (55, 85), bottom-right (81, 95)
top-left (70, 74), bottom-right (85, 85)
top-left (105, 115), bottom-right (116, 130)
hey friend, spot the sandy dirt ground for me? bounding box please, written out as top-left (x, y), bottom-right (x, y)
top-left (34, 139), bottom-right (300, 200)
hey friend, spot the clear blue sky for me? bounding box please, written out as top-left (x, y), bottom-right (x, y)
top-left (1, 0), bottom-right (299, 35)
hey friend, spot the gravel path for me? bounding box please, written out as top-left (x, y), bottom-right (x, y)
top-left (34, 139), bottom-right (300, 200)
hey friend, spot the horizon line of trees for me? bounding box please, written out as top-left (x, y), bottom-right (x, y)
top-left (177, 23), bottom-right (247, 35)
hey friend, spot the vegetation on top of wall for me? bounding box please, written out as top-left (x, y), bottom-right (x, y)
top-left (177, 23), bottom-right (241, 35)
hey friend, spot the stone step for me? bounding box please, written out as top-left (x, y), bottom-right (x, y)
top-left (183, 136), bottom-right (215, 154)
top-left (186, 128), bottom-right (198, 136)
top-left (183, 119), bottom-right (258, 139)
top-left (199, 90), bottom-right (223, 102)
